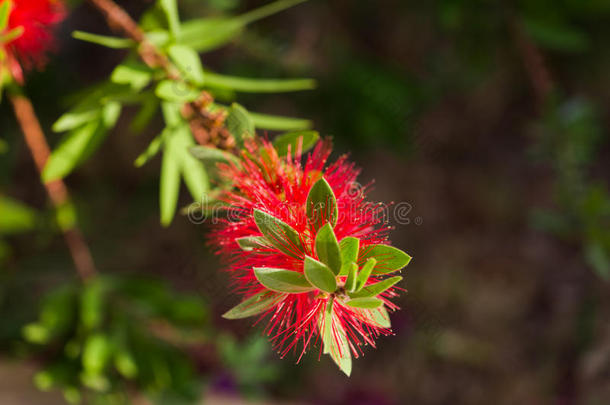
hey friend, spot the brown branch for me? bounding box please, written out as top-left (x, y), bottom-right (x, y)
top-left (86, 0), bottom-right (235, 150)
top-left (9, 93), bottom-right (97, 282)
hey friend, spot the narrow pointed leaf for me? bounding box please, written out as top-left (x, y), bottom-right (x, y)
top-left (315, 223), bottom-right (342, 275)
top-left (204, 72), bottom-right (315, 93)
top-left (111, 63), bottom-right (152, 90)
top-left (359, 244), bottom-right (411, 274)
top-left (52, 107), bottom-right (100, 133)
top-left (177, 0), bottom-right (305, 52)
top-left (249, 111), bottom-right (312, 131)
top-left (339, 237), bottom-right (359, 275)
top-left (236, 236), bottom-right (272, 251)
top-left (222, 290), bottom-right (285, 319)
top-left (159, 133), bottom-right (181, 226)
top-left (72, 31), bottom-right (134, 49)
top-left (134, 135), bottom-right (163, 167)
top-left (321, 306), bottom-right (351, 376)
top-left (304, 256), bottom-right (337, 293)
top-left (273, 131), bottom-right (319, 156)
top-left (159, 0), bottom-right (180, 38)
top-left (42, 120), bottom-right (101, 181)
top-left (345, 262), bottom-right (358, 293)
top-left (0, 0), bottom-right (11, 31)
top-left (346, 297), bottom-right (383, 309)
top-left (189, 145), bottom-right (240, 164)
top-left (349, 276), bottom-right (402, 299)
top-left (355, 258), bottom-right (376, 292)
top-left (253, 267), bottom-right (314, 293)
top-left (306, 177), bottom-right (338, 232)
top-left (253, 209), bottom-right (304, 258)
top-left (322, 297), bottom-right (333, 354)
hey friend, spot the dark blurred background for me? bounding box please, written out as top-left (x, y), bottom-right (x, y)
top-left (1, 0), bottom-right (610, 404)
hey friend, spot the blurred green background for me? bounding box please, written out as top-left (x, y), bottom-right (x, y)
top-left (1, 0), bottom-right (610, 404)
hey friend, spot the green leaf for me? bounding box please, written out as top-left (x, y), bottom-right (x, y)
top-left (177, 127), bottom-right (209, 203)
top-left (82, 334), bottom-right (113, 374)
top-left (253, 267), bottom-right (314, 293)
top-left (349, 276), bottom-right (402, 299)
top-left (321, 303), bottom-right (351, 376)
top-left (189, 145), bottom-right (240, 164)
top-left (304, 256), bottom-right (337, 293)
top-left (114, 350), bottom-right (138, 379)
top-left (249, 111), bottom-right (312, 131)
top-left (177, 0), bottom-right (306, 52)
top-left (111, 63), bottom-right (152, 90)
top-left (359, 244), bottom-right (411, 274)
top-left (315, 223), bottom-right (342, 275)
top-left (44, 101), bottom-right (121, 181)
top-left (43, 120), bottom-right (100, 182)
top-left (159, 0), bottom-right (180, 38)
top-left (72, 31), bottom-right (134, 49)
top-left (80, 279), bottom-right (105, 330)
top-left (306, 177), bottom-right (338, 231)
top-left (156, 80), bottom-right (199, 102)
top-left (0, 0), bottom-right (10, 31)
top-left (134, 135), bottom-right (163, 167)
top-left (355, 258), bottom-right (376, 292)
top-left (0, 26), bottom-right (23, 43)
top-left (168, 44), bottom-right (205, 86)
top-left (339, 237), bottom-right (359, 276)
top-left (345, 297), bottom-right (383, 309)
top-left (0, 195), bottom-right (37, 234)
top-left (357, 306), bottom-right (391, 328)
top-left (345, 262), bottom-right (358, 293)
top-left (160, 129), bottom-right (181, 226)
top-left (226, 102), bottom-right (255, 142)
top-left (22, 323), bottom-right (49, 344)
top-left (236, 236), bottom-right (272, 251)
top-left (222, 290), bottom-right (286, 319)
top-left (253, 209), bottom-right (304, 258)
top-left (177, 18), bottom-right (242, 52)
top-left (322, 297), bottom-right (333, 354)
top-left (204, 71), bottom-right (315, 93)
top-left (272, 130), bottom-right (319, 156)
top-left (52, 106), bottom-right (100, 133)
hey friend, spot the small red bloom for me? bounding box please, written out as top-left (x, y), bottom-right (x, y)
top-left (210, 138), bottom-right (411, 374)
top-left (1, 0), bottom-right (65, 83)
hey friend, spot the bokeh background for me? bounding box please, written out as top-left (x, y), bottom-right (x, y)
top-left (1, 0), bottom-right (610, 404)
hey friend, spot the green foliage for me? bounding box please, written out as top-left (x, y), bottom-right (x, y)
top-left (303, 256), bottom-right (337, 293)
top-left (306, 177), bottom-right (338, 231)
top-left (48, 0), bottom-right (313, 225)
top-left (23, 276), bottom-right (208, 403)
top-left (253, 267), bottom-right (314, 293)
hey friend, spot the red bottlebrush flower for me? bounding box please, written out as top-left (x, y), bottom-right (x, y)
top-left (210, 138), bottom-right (411, 375)
top-left (0, 0), bottom-right (65, 83)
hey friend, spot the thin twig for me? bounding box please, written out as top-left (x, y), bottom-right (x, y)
top-left (9, 92), bottom-right (97, 282)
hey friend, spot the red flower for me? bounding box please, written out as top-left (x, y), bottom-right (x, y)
top-left (210, 138), bottom-right (411, 375)
top-left (1, 0), bottom-right (65, 83)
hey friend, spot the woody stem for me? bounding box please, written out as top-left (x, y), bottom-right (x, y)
top-left (9, 91), bottom-right (97, 282)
